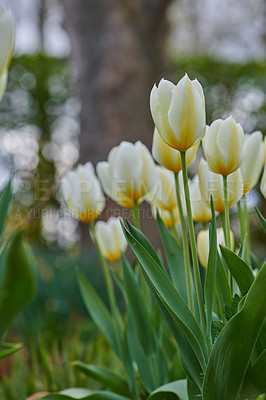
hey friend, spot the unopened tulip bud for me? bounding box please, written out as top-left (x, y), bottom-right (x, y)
top-left (198, 158), bottom-right (243, 213)
top-left (189, 176), bottom-right (212, 223)
top-left (150, 74), bottom-right (206, 152)
top-left (197, 228), bottom-right (234, 268)
top-left (203, 116), bottom-right (244, 176)
top-left (97, 141), bottom-right (157, 208)
top-left (241, 131), bottom-right (264, 196)
top-left (61, 163), bottom-right (105, 222)
top-left (152, 128), bottom-right (199, 173)
top-left (94, 218), bottom-right (127, 261)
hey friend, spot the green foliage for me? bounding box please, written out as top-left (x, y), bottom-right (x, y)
top-left (202, 264), bottom-right (266, 400)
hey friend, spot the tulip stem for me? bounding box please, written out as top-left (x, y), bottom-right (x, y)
top-left (223, 175), bottom-right (233, 292)
top-left (170, 211), bottom-right (181, 246)
top-left (243, 197), bottom-right (251, 262)
top-left (132, 202), bottom-right (140, 230)
top-left (237, 200), bottom-right (246, 243)
top-left (174, 172), bottom-right (194, 312)
top-left (89, 221), bottom-right (122, 326)
top-left (180, 151), bottom-right (206, 332)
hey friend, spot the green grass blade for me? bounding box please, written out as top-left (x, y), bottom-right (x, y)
top-left (0, 180), bottom-right (12, 242)
top-left (255, 207), bottom-right (266, 232)
top-left (76, 269), bottom-right (120, 356)
top-left (71, 362), bottom-right (130, 397)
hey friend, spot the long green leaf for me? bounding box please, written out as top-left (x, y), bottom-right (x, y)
top-left (215, 253), bottom-right (231, 321)
top-left (220, 246), bottom-right (254, 294)
top-left (0, 180), bottom-right (12, 242)
top-left (202, 263), bottom-right (266, 400)
top-left (76, 269), bottom-right (119, 356)
top-left (71, 362), bottom-right (130, 397)
top-left (240, 349), bottom-right (266, 400)
top-left (42, 388), bottom-right (131, 400)
top-left (122, 225), bottom-right (208, 370)
top-left (0, 342), bottom-right (22, 360)
top-left (255, 207), bottom-right (266, 232)
top-left (148, 380), bottom-right (188, 400)
top-left (204, 197), bottom-right (217, 338)
top-left (156, 212), bottom-right (188, 302)
top-left (0, 230), bottom-right (35, 339)
top-left (126, 220), bottom-right (164, 270)
top-left (121, 254), bottom-right (155, 356)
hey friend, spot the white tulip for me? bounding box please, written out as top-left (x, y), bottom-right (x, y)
top-left (260, 167), bottom-right (266, 199)
top-left (203, 116), bottom-right (244, 176)
top-left (97, 141), bottom-right (157, 208)
top-left (0, 5), bottom-right (14, 101)
top-left (152, 128), bottom-right (199, 173)
top-left (198, 158), bottom-right (243, 214)
top-left (94, 218), bottom-right (127, 261)
top-left (61, 162), bottom-right (105, 222)
top-left (189, 176), bottom-right (212, 223)
top-left (197, 228), bottom-right (234, 269)
top-left (152, 205), bottom-right (180, 228)
top-left (241, 131), bottom-right (264, 196)
top-left (150, 74), bottom-right (206, 152)
top-left (0, 69), bottom-right (7, 101)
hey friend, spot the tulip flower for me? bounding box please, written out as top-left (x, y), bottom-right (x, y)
top-left (94, 218), bottom-right (127, 261)
top-left (202, 117), bottom-right (244, 176)
top-left (152, 205), bottom-right (180, 228)
top-left (197, 228), bottom-right (234, 269)
top-left (240, 131), bottom-right (264, 196)
top-left (147, 166), bottom-right (186, 214)
top-left (150, 74), bottom-right (206, 152)
top-left (189, 176), bottom-right (212, 223)
top-left (152, 128), bottom-right (199, 173)
top-left (198, 158), bottom-right (243, 213)
top-left (97, 141), bottom-right (157, 208)
top-left (0, 5), bottom-right (14, 101)
top-left (61, 162), bottom-right (105, 222)
top-left (261, 137), bottom-right (266, 198)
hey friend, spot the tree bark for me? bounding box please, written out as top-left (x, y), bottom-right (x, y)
top-left (63, 0), bottom-right (172, 164)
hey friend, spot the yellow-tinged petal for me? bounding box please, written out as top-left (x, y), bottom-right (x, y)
top-left (94, 218), bottom-right (127, 261)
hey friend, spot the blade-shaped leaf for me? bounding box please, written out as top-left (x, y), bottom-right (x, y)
top-left (204, 197), bottom-right (217, 338)
top-left (240, 349), bottom-right (266, 400)
top-left (71, 362), bottom-right (130, 397)
top-left (0, 230), bottom-right (35, 339)
top-left (156, 212), bottom-right (188, 302)
top-left (126, 220), bottom-right (164, 270)
top-left (0, 342), bottom-right (22, 360)
top-left (42, 388), bottom-right (131, 400)
top-left (202, 263), bottom-right (266, 400)
top-left (148, 380), bottom-right (188, 400)
top-left (220, 246), bottom-right (254, 294)
top-left (255, 207), bottom-right (266, 232)
top-left (0, 180), bottom-right (12, 242)
top-left (76, 269), bottom-right (120, 357)
top-left (122, 225), bottom-right (208, 371)
top-left (215, 253), bottom-right (232, 323)
top-left (121, 255), bottom-right (155, 356)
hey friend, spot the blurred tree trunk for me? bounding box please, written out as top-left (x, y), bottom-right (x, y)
top-left (63, 0), bottom-right (173, 164)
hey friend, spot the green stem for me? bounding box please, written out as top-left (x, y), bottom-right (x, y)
top-left (132, 202), bottom-right (140, 229)
top-left (202, 222), bottom-right (207, 230)
top-left (223, 175), bottom-right (233, 292)
top-left (174, 172), bottom-right (194, 312)
top-left (89, 221), bottom-right (122, 325)
top-left (243, 197), bottom-right (251, 262)
top-left (180, 151), bottom-right (206, 332)
top-left (237, 200), bottom-right (246, 243)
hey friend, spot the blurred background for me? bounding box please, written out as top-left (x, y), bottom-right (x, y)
top-left (0, 0), bottom-right (265, 397)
